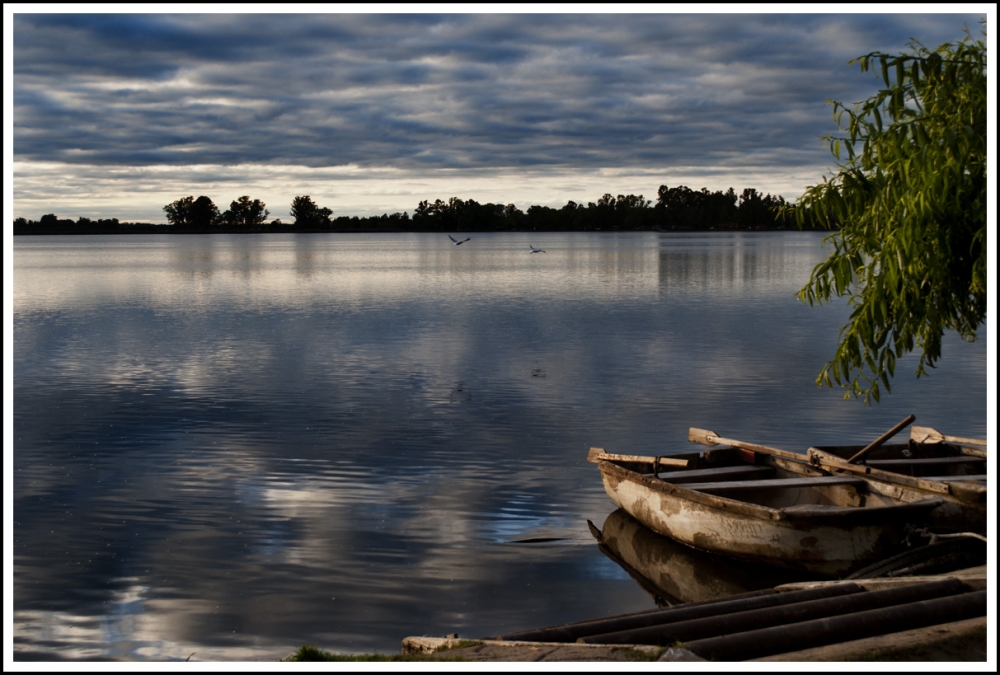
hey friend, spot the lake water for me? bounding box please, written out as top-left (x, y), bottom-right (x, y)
top-left (12, 231), bottom-right (988, 661)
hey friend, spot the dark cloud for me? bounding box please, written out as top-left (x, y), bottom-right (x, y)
top-left (11, 11), bottom-right (985, 217)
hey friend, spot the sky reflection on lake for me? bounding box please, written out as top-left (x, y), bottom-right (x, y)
top-left (12, 232), bottom-right (988, 660)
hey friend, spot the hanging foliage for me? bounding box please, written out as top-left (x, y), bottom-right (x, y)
top-left (794, 25), bottom-right (987, 403)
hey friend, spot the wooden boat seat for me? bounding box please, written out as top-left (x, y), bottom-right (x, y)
top-left (655, 465), bottom-right (774, 484)
top-left (866, 457), bottom-right (986, 469)
top-left (680, 475), bottom-right (867, 494)
top-left (923, 475), bottom-right (987, 483)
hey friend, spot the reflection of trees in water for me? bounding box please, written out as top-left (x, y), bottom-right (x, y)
top-left (657, 240), bottom-right (804, 292)
top-left (172, 237), bottom-right (217, 279)
top-left (231, 237), bottom-right (265, 278)
top-left (294, 235), bottom-right (316, 278)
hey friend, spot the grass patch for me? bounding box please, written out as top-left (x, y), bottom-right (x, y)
top-left (284, 645), bottom-right (339, 661)
top-left (611, 646), bottom-right (666, 661)
top-left (438, 640), bottom-right (481, 652)
top-left (283, 644), bottom-right (471, 662)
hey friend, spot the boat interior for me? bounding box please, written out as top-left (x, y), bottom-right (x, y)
top-left (810, 442), bottom-right (987, 483)
top-left (616, 447), bottom-right (904, 510)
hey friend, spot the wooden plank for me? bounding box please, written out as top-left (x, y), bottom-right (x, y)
top-left (807, 449), bottom-right (954, 495)
top-left (948, 481), bottom-right (987, 504)
top-left (605, 453), bottom-right (690, 467)
top-left (810, 443), bottom-right (908, 456)
top-left (923, 475), bottom-right (987, 482)
top-left (687, 428), bottom-right (805, 462)
top-left (814, 442), bottom-right (987, 460)
top-left (867, 456), bottom-right (985, 468)
top-left (656, 465), bottom-right (774, 484)
top-left (587, 447), bottom-right (690, 467)
top-left (958, 446), bottom-right (987, 459)
top-left (680, 476), bottom-right (866, 492)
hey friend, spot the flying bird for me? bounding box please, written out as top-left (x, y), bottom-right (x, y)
top-left (529, 244), bottom-right (546, 253)
top-left (449, 235), bottom-right (471, 245)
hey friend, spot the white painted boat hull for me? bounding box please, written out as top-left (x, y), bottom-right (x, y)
top-left (599, 461), bottom-right (943, 578)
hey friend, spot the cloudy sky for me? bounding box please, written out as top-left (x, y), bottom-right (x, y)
top-left (5, 6), bottom-right (990, 222)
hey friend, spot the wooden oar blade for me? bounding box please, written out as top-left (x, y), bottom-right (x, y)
top-left (587, 447), bottom-right (606, 463)
top-left (688, 428), bottom-right (720, 446)
top-left (909, 426), bottom-right (941, 444)
top-left (588, 447), bottom-right (690, 467)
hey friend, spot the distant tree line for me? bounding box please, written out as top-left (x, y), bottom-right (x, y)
top-left (12, 214), bottom-right (171, 235)
top-left (14, 185), bottom-right (829, 235)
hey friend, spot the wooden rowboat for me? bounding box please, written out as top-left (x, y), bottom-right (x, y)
top-left (805, 427), bottom-right (986, 534)
top-left (588, 445), bottom-right (944, 578)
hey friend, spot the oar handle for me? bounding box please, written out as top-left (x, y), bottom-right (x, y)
top-left (847, 414), bottom-right (916, 464)
top-left (940, 435), bottom-right (987, 447)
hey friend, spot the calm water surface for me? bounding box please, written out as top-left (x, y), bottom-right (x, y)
top-left (12, 232), bottom-right (987, 660)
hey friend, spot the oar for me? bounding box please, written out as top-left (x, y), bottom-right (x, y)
top-left (587, 447), bottom-right (689, 467)
top-left (910, 426), bottom-right (987, 448)
top-left (846, 414), bottom-right (916, 464)
top-left (687, 428), bottom-right (804, 462)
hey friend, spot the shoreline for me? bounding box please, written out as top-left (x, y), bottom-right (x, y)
top-left (12, 225), bottom-right (821, 236)
top-left (395, 567), bottom-right (988, 662)
top-left (396, 617), bottom-right (987, 662)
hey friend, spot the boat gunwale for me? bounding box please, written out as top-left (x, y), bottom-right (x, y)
top-left (806, 447), bottom-right (987, 500)
top-left (597, 459), bottom-right (945, 525)
top-left (810, 441), bottom-right (987, 461)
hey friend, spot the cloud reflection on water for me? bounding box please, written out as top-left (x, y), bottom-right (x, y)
top-left (13, 232), bottom-right (987, 659)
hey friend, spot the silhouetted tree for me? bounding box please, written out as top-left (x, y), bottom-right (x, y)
top-left (290, 195), bottom-right (333, 230)
top-left (164, 195), bottom-right (219, 231)
top-left (222, 196), bottom-right (269, 230)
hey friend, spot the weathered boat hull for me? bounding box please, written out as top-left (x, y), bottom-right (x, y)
top-left (598, 460), bottom-right (943, 578)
